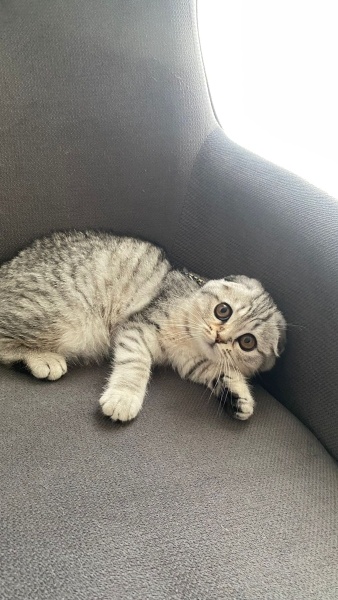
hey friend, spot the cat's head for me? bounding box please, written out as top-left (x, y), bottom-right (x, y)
top-left (187, 275), bottom-right (286, 377)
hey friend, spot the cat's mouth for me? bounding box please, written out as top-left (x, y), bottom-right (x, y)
top-left (204, 337), bottom-right (221, 358)
top-left (207, 332), bottom-right (222, 346)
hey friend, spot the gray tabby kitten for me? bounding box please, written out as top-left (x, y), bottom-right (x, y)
top-left (0, 231), bottom-right (286, 421)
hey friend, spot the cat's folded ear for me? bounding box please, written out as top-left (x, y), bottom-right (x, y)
top-left (276, 326), bottom-right (287, 356)
top-left (223, 275), bottom-right (264, 291)
top-left (273, 321), bottom-right (287, 357)
top-left (223, 275), bottom-right (240, 283)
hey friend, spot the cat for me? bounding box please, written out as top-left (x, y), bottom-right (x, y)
top-left (0, 231), bottom-right (286, 422)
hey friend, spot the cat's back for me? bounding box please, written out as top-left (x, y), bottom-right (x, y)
top-left (1, 230), bottom-right (110, 274)
top-left (1, 230), bottom-right (170, 309)
top-left (0, 231), bottom-right (170, 359)
top-left (1, 230), bottom-right (158, 274)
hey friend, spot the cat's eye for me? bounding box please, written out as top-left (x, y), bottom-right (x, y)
top-left (238, 334), bottom-right (257, 352)
top-left (214, 303), bottom-right (232, 322)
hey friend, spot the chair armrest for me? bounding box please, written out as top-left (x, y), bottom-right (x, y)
top-left (170, 126), bottom-right (338, 459)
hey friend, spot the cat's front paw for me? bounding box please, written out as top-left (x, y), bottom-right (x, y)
top-left (99, 388), bottom-right (143, 422)
top-left (228, 393), bottom-right (254, 421)
top-left (212, 373), bottom-right (231, 397)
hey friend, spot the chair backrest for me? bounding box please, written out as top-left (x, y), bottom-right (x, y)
top-left (0, 0), bottom-right (214, 262)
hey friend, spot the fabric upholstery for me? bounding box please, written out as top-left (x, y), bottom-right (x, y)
top-left (0, 0), bottom-right (213, 263)
top-left (1, 365), bottom-right (337, 600)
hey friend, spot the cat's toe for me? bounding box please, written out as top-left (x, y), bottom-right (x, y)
top-left (46, 355), bottom-right (67, 380)
top-left (25, 353), bottom-right (67, 381)
top-left (229, 395), bottom-right (254, 421)
top-left (100, 390), bottom-right (142, 422)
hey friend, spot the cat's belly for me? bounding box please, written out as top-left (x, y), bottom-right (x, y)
top-left (56, 315), bottom-right (112, 362)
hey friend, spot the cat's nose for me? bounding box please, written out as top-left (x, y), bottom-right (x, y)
top-left (215, 333), bottom-right (233, 345)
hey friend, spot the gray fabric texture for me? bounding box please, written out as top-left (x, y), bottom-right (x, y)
top-left (1, 364), bottom-right (337, 600)
top-left (0, 0), bottom-right (213, 263)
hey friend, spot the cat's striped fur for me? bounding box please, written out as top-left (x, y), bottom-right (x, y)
top-left (0, 231), bottom-right (286, 421)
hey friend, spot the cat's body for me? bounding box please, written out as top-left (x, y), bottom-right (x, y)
top-left (0, 231), bottom-right (286, 421)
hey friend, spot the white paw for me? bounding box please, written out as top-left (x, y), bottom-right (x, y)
top-left (99, 389), bottom-right (143, 422)
top-left (230, 396), bottom-right (254, 421)
top-left (25, 353), bottom-right (67, 381)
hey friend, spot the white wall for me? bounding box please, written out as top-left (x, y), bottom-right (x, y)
top-left (198, 0), bottom-right (338, 199)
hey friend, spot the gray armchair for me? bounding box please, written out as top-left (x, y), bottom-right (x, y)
top-left (1, 2), bottom-right (337, 599)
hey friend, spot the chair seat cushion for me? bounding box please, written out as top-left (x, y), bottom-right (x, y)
top-left (1, 365), bottom-right (337, 600)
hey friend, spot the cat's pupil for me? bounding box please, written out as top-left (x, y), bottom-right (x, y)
top-left (214, 303), bottom-right (233, 321)
top-left (238, 333), bottom-right (257, 351)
